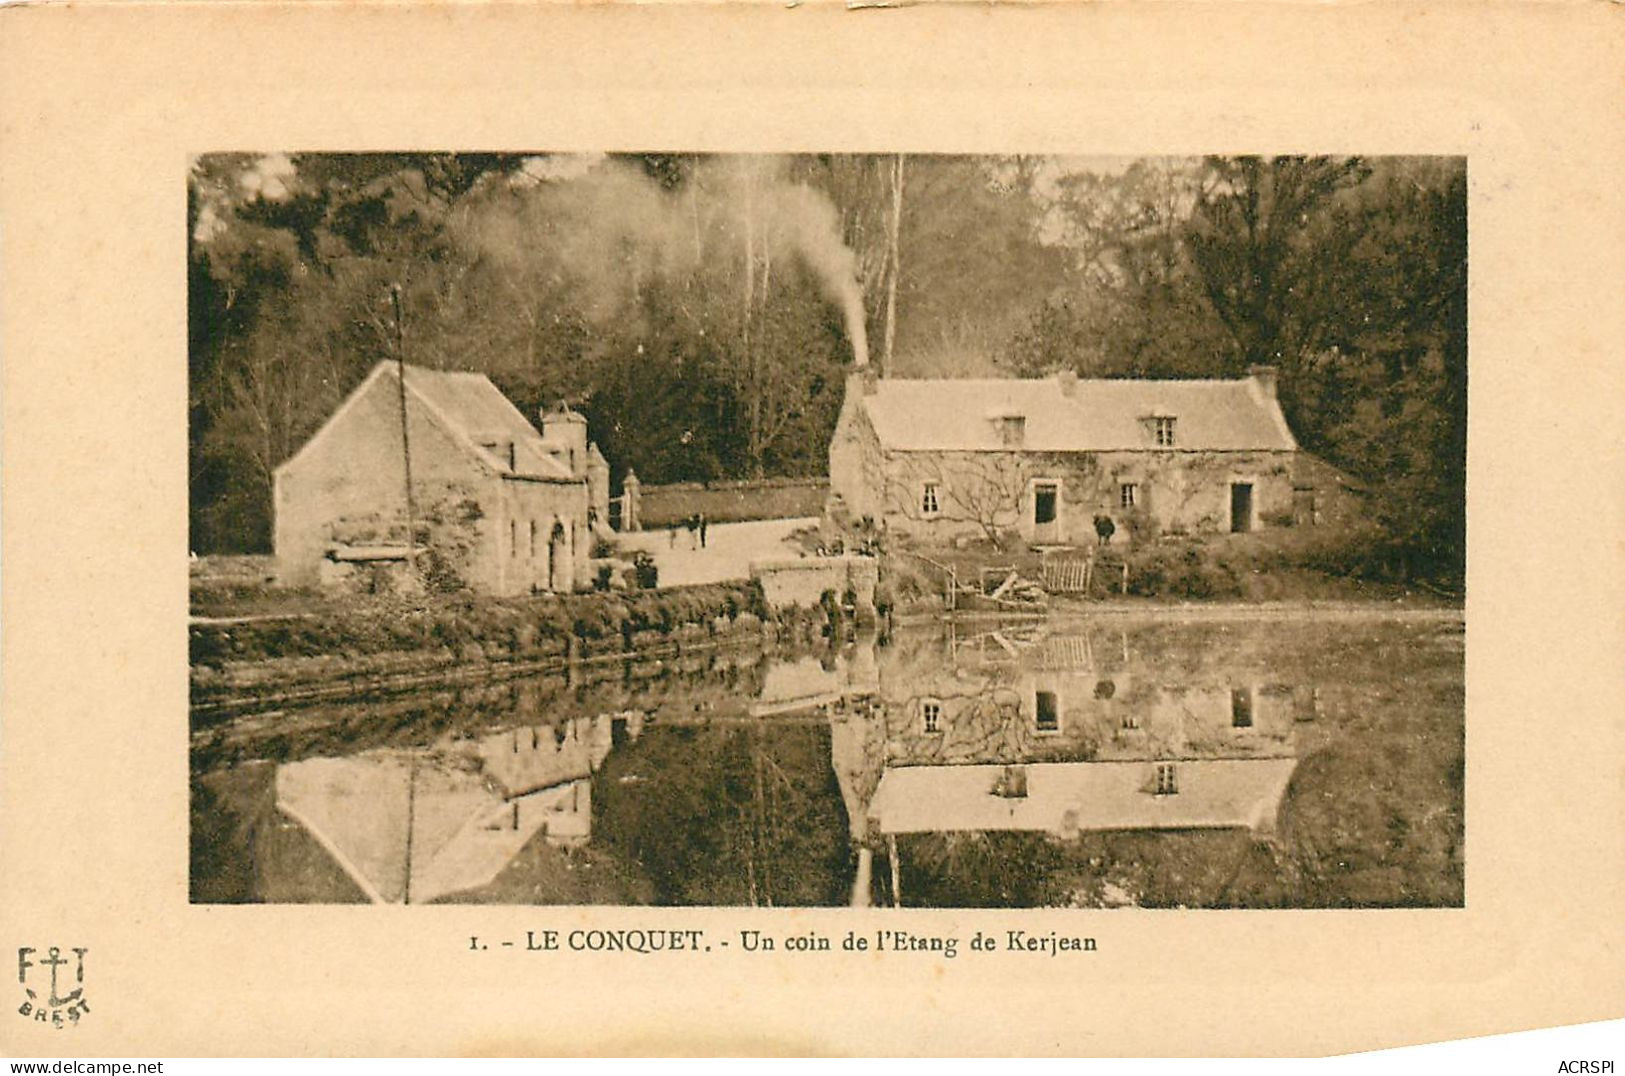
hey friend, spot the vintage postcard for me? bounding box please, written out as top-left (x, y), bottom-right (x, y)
top-left (1, 0), bottom-right (1622, 1058)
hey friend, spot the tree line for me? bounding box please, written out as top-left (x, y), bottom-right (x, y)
top-left (190, 152), bottom-right (1464, 583)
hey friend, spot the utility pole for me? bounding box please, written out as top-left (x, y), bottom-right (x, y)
top-left (881, 153), bottom-right (905, 378)
top-left (391, 284), bottom-right (418, 561)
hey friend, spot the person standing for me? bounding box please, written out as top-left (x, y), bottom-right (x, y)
top-left (1094, 514), bottom-right (1116, 546)
top-left (699, 513), bottom-right (708, 549)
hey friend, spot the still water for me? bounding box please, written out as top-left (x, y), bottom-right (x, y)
top-left (190, 612), bottom-right (1463, 909)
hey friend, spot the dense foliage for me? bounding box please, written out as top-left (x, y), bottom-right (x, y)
top-left (191, 153), bottom-right (1464, 584)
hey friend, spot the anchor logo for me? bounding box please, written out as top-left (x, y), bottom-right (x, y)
top-left (17, 946), bottom-right (90, 1028)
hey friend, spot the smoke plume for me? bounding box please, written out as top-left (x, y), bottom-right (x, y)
top-left (748, 174), bottom-right (871, 367)
top-left (467, 155), bottom-right (869, 367)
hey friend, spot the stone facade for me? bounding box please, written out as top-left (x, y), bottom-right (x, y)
top-left (830, 626), bottom-right (1311, 841)
top-left (830, 369), bottom-right (1300, 547)
top-left (751, 555), bottom-right (879, 612)
top-left (876, 634), bottom-right (1299, 770)
top-left (274, 362), bottom-right (601, 596)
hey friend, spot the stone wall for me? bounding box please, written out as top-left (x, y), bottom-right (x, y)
top-left (828, 384), bottom-right (887, 525)
top-left (634, 476), bottom-right (828, 527)
top-left (273, 370), bottom-right (590, 595)
top-left (487, 477), bottom-right (592, 596)
top-left (751, 555), bottom-right (878, 612)
top-left (274, 373), bottom-right (497, 588)
top-left (873, 448), bottom-right (1297, 547)
top-left (874, 631), bottom-right (1299, 768)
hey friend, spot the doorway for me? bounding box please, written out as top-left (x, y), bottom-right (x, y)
top-left (1230, 483), bottom-right (1254, 533)
top-left (1032, 481), bottom-right (1060, 543)
top-left (548, 521), bottom-right (568, 591)
top-left (1035, 690), bottom-right (1060, 733)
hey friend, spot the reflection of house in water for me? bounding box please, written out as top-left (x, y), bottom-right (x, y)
top-left (832, 625), bottom-right (1314, 846)
top-left (869, 759), bottom-right (1298, 838)
top-left (273, 713), bottom-right (641, 903)
top-left (750, 648), bottom-right (879, 717)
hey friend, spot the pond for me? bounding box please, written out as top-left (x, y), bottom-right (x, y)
top-left (190, 610), bottom-right (1464, 909)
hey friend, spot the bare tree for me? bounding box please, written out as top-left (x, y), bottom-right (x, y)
top-left (887, 453), bottom-right (1029, 547)
top-left (880, 154), bottom-right (905, 377)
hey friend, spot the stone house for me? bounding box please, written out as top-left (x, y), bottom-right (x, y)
top-left (828, 366), bottom-right (1299, 546)
top-left (834, 627), bottom-right (1308, 841)
top-left (273, 714), bottom-right (637, 903)
top-left (274, 360), bottom-right (609, 595)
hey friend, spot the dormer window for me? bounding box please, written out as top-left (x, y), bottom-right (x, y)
top-left (998, 415), bottom-right (1026, 447)
top-left (1154, 416), bottom-right (1177, 448)
top-left (1154, 762), bottom-right (1179, 796)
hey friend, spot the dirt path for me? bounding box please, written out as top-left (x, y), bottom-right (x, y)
top-left (614, 516), bottom-right (816, 587)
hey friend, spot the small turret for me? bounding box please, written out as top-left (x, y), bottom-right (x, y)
top-left (539, 403), bottom-right (589, 476)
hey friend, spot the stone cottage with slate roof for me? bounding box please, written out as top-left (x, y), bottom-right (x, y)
top-left (828, 365), bottom-right (1299, 546)
top-left (274, 361), bottom-right (609, 595)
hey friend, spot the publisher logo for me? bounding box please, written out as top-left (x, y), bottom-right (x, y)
top-left (17, 947), bottom-right (90, 1028)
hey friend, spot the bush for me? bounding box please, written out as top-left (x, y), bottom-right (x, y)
top-left (190, 579), bottom-right (771, 676)
top-left (632, 552), bottom-right (659, 589)
top-left (1125, 542), bottom-right (1242, 599)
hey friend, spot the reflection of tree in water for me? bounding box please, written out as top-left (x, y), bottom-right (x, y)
top-left (593, 724), bottom-right (851, 906)
top-left (896, 832), bottom-right (1070, 908)
top-left (889, 674), bottom-right (1104, 767)
top-left (194, 648), bottom-right (776, 772)
top-left (896, 828), bottom-right (1282, 909)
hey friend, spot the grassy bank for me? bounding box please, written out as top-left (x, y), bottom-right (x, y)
top-left (880, 524), bottom-right (1449, 612)
top-left (190, 578), bottom-right (792, 710)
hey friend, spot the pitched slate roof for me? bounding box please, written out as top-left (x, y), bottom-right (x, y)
top-left (857, 375), bottom-right (1297, 452)
top-left (279, 361), bottom-right (576, 481)
top-left (868, 758), bottom-right (1299, 836)
top-left (400, 364), bottom-right (575, 480)
top-left (275, 753), bottom-right (584, 904)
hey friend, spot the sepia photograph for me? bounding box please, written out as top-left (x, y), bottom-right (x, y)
top-left (187, 151), bottom-right (1467, 910)
top-left (8, 0), bottom-right (1625, 1058)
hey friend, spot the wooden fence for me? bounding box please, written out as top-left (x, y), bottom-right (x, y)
top-left (1040, 553), bottom-right (1129, 596)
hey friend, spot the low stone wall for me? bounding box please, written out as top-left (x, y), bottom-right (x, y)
top-left (751, 555), bottom-right (878, 612)
top-left (634, 477), bottom-right (828, 528)
top-left (189, 580), bottom-right (774, 713)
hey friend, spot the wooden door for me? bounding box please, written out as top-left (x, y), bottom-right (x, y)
top-left (1230, 483), bottom-right (1254, 533)
top-left (1032, 481), bottom-right (1060, 543)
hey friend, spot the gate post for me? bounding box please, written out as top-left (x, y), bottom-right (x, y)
top-left (621, 470), bottom-right (641, 532)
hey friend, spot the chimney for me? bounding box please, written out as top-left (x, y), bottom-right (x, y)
top-left (1057, 370), bottom-right (1078, 398)
top-left (1247, 365), bottom-right (1279, 401)
top-left (539, 403), bottom-right (589, 477)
